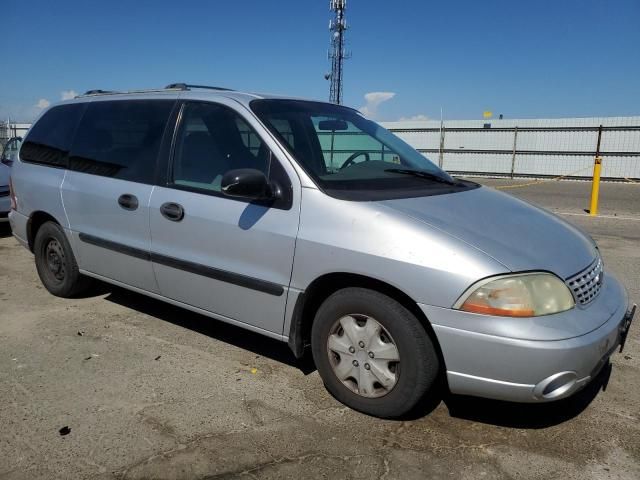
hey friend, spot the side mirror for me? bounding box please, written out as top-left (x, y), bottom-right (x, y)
top-left (221, 168), bottom-right (278, 200)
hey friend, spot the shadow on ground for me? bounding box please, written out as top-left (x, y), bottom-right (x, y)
top-left (103, 284), bottom-right (316, 374)
top-left (98, 283), bottom-right (606, 427)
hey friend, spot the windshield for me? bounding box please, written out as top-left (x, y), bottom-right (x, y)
top-left (251, 99), bottom-right (475, 200)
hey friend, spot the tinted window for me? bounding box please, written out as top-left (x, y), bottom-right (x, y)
top-left (69, 100), bottom-right (173, 183)
top-left (172, 102), bottom-right (271, 193)
top-left (21, 104), bottom-right (84, 167)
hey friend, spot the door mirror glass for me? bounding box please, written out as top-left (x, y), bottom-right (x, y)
top-left (221, 168), bottom-right (273, 199)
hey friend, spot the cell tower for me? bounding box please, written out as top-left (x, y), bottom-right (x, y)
top-left (326, 0), bottom-right (350, 104)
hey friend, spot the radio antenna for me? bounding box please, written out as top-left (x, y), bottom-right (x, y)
top-left (325, 0), bottom-right (350, 105)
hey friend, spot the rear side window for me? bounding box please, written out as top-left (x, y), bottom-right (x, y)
top-left (69, 100), bottom-right (174, 183)
top-left (21, 104), bottom-right (84, 167)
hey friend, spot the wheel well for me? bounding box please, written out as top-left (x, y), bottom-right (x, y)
top-left (288, 273), bottom-right (444, 366)
top-left (27, 211), bottom-right (60, 252)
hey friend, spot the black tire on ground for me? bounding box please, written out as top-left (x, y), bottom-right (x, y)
top-left (33, 221), bottom-right (92, 298)
top-left (311, 287), bottom-right (441, 419)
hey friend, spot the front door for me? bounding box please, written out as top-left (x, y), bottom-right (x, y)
top-left (149, 100), bottom-right (300, 335)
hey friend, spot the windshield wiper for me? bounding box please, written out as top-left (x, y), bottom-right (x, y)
top-left (384, 168), bottom-right (458, 186)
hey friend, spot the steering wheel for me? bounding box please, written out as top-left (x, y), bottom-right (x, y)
top-left (339, 151), bottom-right (371, 170)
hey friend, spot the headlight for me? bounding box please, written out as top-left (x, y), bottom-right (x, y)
top-left (454, 273), bottom-right (575, 317)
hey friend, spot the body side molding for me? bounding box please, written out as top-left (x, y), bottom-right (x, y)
top-left (78, 232), bottom-right (285, 296)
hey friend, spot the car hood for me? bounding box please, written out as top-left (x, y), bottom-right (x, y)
top-left (378, 185), bottom-right (597, 279)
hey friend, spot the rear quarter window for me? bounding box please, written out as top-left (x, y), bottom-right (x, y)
top-left (69, 100), bottom-right (174, 183)
top-left (20, 104), bottom-right (85, 167)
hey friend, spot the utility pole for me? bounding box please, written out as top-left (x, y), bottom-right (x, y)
top-left (326, 0), bottom-right (350, 105)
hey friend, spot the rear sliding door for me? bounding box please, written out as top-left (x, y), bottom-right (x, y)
top-left (62, 99), bottom-right (175, 292)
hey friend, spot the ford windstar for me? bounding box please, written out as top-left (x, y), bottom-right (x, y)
top-left (9, 84), bottom-right (635, 418)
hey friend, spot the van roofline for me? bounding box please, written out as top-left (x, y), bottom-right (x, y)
top-left (62, 85), bottom-right (358, 114)
top-left (72, 83), bottom-right (322, 104)
top-left (77, 83), bottom-right (232, 98)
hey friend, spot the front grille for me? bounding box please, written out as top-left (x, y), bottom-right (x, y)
top-left (0, 188), bottom-right (9, 197)
top-left (566, 256), bottom-right (604, 305)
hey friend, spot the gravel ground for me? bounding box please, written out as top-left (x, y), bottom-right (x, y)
top-left (0, 179), bottom-right (638, 480)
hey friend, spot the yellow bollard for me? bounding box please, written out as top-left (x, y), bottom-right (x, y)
top-left (589, 156), bottom-right (602, 216)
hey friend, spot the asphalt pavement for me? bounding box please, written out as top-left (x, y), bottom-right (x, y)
top-left (0, 179), bottom-right (638, 479)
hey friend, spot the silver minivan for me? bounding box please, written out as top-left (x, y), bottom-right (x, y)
top-left (9, 84), bottom-right (635, 418)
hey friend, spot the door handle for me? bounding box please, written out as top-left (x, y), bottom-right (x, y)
top-left (160, 202), bottom-right (185, 222)
top-left (118, 194), bottom-right (139, 211)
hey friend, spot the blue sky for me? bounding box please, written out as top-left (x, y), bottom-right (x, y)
top-left (2, 0), bottom-right (639, 122)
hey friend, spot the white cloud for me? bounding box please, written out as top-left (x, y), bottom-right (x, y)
top-left (60, 90), bottom-right (78, 100)
top-left (35, 98), bottom-right (50, 109)
top-left (398, 114), bottom-right (429, 122)
top-left (359, 91), bottom-right (396, 119)
top-left (0, 99), bottom-right (53, 121)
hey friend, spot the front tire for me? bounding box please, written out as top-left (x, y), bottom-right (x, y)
top-left (311, 287), bottom-right (440, 418)
top-left (34, 221), bottom-right (92, 297)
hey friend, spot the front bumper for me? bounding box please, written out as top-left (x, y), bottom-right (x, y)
top-left (421, 273), bottom-right (634, 402)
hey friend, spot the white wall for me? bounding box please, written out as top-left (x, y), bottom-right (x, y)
top-left (381, 116), bottom-right (640, 179)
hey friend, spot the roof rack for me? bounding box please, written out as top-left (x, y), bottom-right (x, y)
top-left (78, 83), bottom-right (234, 98)
top-left (80, 88), bottom-right (176, 97)
top-left (165, 83), bottom-right (234, 92)
top-left (82, 89), bottom-right (118, 96)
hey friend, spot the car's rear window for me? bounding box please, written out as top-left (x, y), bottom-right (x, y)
top-left (20, 104), bottom-right (85, 168)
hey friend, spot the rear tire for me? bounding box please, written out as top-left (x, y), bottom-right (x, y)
top-left (311, 287), bottom-right (440, 418)
top-left (34, 221), bottom-right (92, 297)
